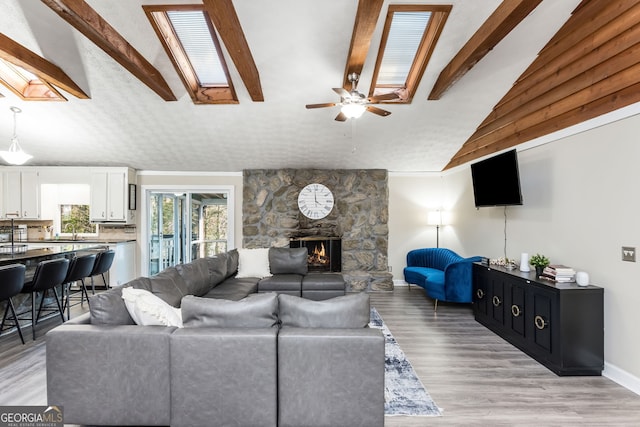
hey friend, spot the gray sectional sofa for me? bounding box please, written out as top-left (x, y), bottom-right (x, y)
top-left (45, 248), bottom-right (384, 427)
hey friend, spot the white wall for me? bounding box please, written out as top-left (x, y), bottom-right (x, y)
top-left (387, 113), bottom-right (640, 390)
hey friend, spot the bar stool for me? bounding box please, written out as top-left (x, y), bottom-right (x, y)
top-left (21, 258), bottom-right (69, 340)
top-left (88, 249), bottom-right (115, 293)
top-left (0, 264), bottom-right (26, 344)
top-left (62, 253), bottom-right (97, 320)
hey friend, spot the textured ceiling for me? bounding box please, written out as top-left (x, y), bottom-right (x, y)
top-left (0, 0), bottom-right (582, 172)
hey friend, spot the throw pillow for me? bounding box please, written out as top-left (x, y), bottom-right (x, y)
top-left (269, 247), bottom-right (308, 275)
top-left (181, 293), bottom-right (278, 328)
top-left (121, 287), bottom-right (183, 327)
top-left (235, 248), bottom-right (272, 278)
top-left (278, 292), bottom-right (370, 328)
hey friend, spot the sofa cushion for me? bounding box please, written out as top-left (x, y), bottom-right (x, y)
top-left (122, 287), bottom-right (183, 327)
top-left (181, 293), bottom-right (279, 328)
top-left (205, 255), bottom-right (228, 287)
top-left (226, 249), bottom-right (239, 278)
top-left (236, 248), bottom-right (272, 279)
top-left (149, 267), bottom-right (190, 308)
top-left (175, 258), bottom-right (212, 297)
top-left (202, 277), bottom-right (259, 301)
top-left (269, 247), bottom-right (308, 275)
top-left (89, 277), bottom-right (152, 325)
top-left (278, 293), bottom-right (370, 328)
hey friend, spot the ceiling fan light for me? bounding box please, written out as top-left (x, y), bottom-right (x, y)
top-left (0, 137), bottom-right (33, 165)
top-left (341, 103), bottom-right (366, 119)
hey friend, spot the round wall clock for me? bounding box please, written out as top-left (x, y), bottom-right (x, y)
top-left (297, 183), bottom-right (334, 219)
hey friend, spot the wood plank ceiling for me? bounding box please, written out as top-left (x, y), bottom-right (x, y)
top-left (445, 0), bottom-right (640, 169)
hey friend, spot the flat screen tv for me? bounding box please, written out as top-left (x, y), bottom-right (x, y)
top-left (470, 149), bottom-right (523, 207)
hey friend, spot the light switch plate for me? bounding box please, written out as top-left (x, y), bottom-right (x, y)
top-left (622, 246), bottom-right (636, 262)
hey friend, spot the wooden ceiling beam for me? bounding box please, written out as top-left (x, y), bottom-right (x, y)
top-left (0, 32), bottom-right (88, 99)
top-left (428, 0), bottom-right (542, 100)
top-left (517, 0), bottom-right (636, 83)
top-left (500, 1), bottom-right (640, 108)
top-left (474, 29), bottom-right (640, 140)
top-left (342, 0), bottom-right (384, 90)
top-left (444, 79), bottom-right (640, 170)
top-left (41, 0), bottom-right (176, 101)
top-left (202, 0), bottom-right (263, 102)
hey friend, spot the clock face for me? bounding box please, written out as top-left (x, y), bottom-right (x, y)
top-left (297, 183), bottom-right (334, 219)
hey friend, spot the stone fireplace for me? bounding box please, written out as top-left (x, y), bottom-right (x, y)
top-left (242, 169), bottom-right (392, 292)
top-left (290, 237), bottom-right (341, 272)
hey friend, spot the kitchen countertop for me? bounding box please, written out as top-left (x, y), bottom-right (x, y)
top-left (0, 243), bottom-right (110, 265)
top-left (23, 238), bottom-right (136, 244)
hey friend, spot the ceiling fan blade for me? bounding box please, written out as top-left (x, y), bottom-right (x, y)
top-left (366, 105), bottom-right (391, 117)
top-left (306, 102), bottom-right (336, 109)
top-left (333, 87), bottom-right (351, 98)
top-left (368, 92), bottom-right (400, 103)
top-left (335, 111), bottom-right (348, 122)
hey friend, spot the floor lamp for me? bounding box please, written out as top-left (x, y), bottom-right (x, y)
top-left (427, 210), bottom-right (450, 248)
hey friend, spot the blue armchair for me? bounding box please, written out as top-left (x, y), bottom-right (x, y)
top-left (403, 248), bottom-right (482, 308)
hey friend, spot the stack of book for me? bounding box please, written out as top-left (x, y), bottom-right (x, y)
top-left (540, 265), bottom-right (576, 282)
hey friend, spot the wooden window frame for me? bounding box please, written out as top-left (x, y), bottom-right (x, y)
top-left (143, 4), bottom-right (238, 104)
top-left (369, 5), bottom-right (451, 104)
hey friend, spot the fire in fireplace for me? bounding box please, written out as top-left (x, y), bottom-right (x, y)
top-left (290, 237), bottom-right (341, 272)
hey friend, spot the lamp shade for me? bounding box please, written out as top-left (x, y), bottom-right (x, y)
top-left (427, 211), bottom-right (441, 226)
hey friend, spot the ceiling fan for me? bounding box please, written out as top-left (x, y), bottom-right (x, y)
top-left (306, 73), bottom-right (401, 122)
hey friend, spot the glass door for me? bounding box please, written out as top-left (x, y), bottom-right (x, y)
top-left (146, 190), bottom-right (231, 276)
top-left (148, 193), bottom-right (186, 275)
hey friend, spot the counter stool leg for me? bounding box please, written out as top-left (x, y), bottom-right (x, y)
top-left (1, 299), bottom-right (25, 345)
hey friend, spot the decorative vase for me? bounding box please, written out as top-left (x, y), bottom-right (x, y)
top-left (576, 271), bottom-right (589, 287)
top-left (535, 266), bottom-right (544, 277)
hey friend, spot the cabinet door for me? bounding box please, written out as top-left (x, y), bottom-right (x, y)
top-left (3, 171), bottom-right (21, 217)
top-left (490, 277), bottom-right (506, 326)
top-left (507, 280), bottom-right (527, 339)
top-left (90, 172), bottom-right (108, 221)
top-left (532, 290), bottom-right (553, 355)
top-left (107, 172), bottom-right (126, 221)
top-left (473, 265), bottom-right (490, 319)
top-left (20, 171), bottom-right (39, 219)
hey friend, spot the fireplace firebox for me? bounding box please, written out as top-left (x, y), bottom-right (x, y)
top-left (289, 237), bottom-right (341, 272)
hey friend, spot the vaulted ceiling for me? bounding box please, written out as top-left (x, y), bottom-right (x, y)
top-left (0, 0), bottom-right (636, 172)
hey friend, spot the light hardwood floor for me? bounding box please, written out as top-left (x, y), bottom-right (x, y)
top-left (1, 287), bottom-right (639, 426)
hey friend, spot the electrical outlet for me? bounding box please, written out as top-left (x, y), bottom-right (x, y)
top-left (622, 246), bottom-right (636, 262)
top-left (388, 266), bottom-right (392, 272)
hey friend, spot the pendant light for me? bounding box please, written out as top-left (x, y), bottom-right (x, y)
top-left (0, 106), bottom-right (32, 165)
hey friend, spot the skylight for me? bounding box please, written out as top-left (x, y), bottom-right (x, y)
top-left (166, 11), bottom-right (227, 86)
top-left (144, 5), bottom-right (237, 104)
top-left (369, 5), bottom-right (451, 103)
top-left (0, 59), bottom-right (66, 101)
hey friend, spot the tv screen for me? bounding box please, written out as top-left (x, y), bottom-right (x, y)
top-left (470, 149), bottom-right (523, 207)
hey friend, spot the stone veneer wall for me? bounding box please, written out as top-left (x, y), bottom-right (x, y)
top-left (243, 169), bottom-right (393, 292)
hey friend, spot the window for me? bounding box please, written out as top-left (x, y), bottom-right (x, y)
top-left (59, 204), bottom-right (97, 236)
top-left (0, 59), bottom-right (66, 101)
top-left (143, 5), bottom-right (237, 104)
top-left (369, 5), bottom-right (451, 103)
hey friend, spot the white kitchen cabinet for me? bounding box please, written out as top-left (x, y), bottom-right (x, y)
top-left (90, 168), bottom-right (135, 223)
top-left (2, 170), bottom-right (40, 219)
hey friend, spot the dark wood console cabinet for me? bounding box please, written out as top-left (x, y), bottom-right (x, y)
top-left (472, 263), bottom-right (603, 376)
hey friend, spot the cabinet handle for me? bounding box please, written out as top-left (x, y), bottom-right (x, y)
top-left (534, 315), bottom-right (548, 330)
top-left (511, 304), bottom-right (521, 317)
top-left (492, 296), bottom-right (502, 307)
top-left (476, 289), bottom-right (485, 299)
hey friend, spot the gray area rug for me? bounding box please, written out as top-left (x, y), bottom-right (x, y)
top-left (370, 308), bottom-right (443, 417)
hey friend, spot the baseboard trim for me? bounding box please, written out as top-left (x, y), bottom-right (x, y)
top-left (603, 362), bottom-right (640, 396)
top-left (393, 279), bottom-right (408, 287)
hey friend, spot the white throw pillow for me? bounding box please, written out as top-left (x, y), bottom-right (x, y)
top-left (121, 287), bottom-right (183, 327)
top-left (235, 248), bottom-right (272, 278)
